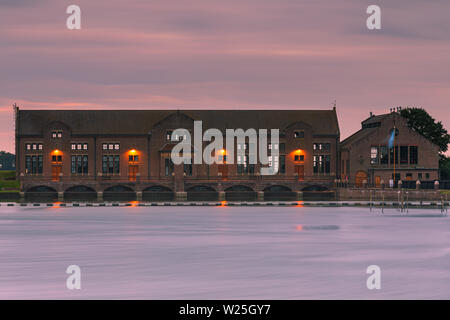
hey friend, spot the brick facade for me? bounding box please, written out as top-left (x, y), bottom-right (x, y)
top-left (340, 111), bottom-right (440, 186)
top-left (15, 108), bottom-right (340, 197)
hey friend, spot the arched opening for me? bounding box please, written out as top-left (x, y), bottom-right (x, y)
top-left (103, 185), bottom-right (136, 201)
top-left (355, 171), bottom-right (368, 187)
top-left (25, 186), bottom-right (58, 201)
top-left (225, 185), bottom-right (256, 201)
top-left (302, 185), bottom-right (335, 201)
top-left (64, 185), bottom-right (97, 201)
top-left (143, 185), bottom-right (174, 202)
top-left (263, 185), bottom-right (296, 201)
top-left (302, 185), bottom-right (328, 192)
top-left (186, 185), bottom-right (218, 201)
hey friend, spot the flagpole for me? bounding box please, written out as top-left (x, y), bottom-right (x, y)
top-left (393, 124), bottom-right (396, 185)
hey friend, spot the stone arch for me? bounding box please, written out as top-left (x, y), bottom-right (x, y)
top-left (225, 185), bottom-right (257, 201)
top-left (103, 185), bottom-right (136, 201)
top-left (301, 185), bottom-right (335, 201)
top-left (263, 185), bottom-right (296, 201)
top-left (64, 185), bottom-right (97, 201)
top-left (302, 185), bottom-right (329, 192)
top-left (263, 185), bottom-right (292, 192)
top-left (142, 185), bottom-right (174, 202)
top-left (25, 185), bottom-right (58, 201)
top-left (186, 185), bottom-right (218, 201)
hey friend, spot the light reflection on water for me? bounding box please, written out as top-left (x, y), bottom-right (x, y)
top-left (0, 206), bottom-right (448, 299)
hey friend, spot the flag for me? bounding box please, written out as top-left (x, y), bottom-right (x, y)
top-left (388, 129), bottom-right (395, 148)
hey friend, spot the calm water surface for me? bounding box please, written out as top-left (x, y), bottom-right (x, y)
top-left (0, 205), bottom-right (448, 299)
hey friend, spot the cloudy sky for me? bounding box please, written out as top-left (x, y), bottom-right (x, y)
top-left (1, 0), bottom-right (449, 153)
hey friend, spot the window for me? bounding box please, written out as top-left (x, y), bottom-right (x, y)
top-left (370, 147), bottom-right (379, 164)
top-left (52, 131), bottom-right (62, 138)
top-left (51, 155), bottom-right (62, 163)
top-left (426, 173), bottom-right (430, 180)
top-left (400, 146), bottom-right (408, 164)
top-left (279, 143), bottom-right (285, 153)
top-left (184, 163), bottom-right (192, 176)
top-left (268, 156), bottom-right (279, 173)
top-left (25, 155), bottom-right (43, 174)
top-left (71, 155), bottom-right (88, 175)
top-left (237, 155), bottom-right (254, 175)
top-left (128, 155), bottom-right (139, 162)
top-left (324, 155), bottom-right (330, 174)
top-left (409, 146), bottom-right (418, 165)
top-left (71, 143), bottom-right (88, 151)
top-left (294, 131), bottom-right (304, 138)
top-left (102, 143), bottom-right (119, 151)
top-left (294, 154), bottom-right (304, 162)
top-left (389, 146), bottom-right (398, 164)
top-left (406, 173), bottom-right (412, 179)
top-left (218, 155), bottom-right (227, 163)
top-left (313, 155), bottom-right (330, 174)
top-left (165, 158), bottom-right (174, 176)
top-left (280, 155), bottom-right (286, 174)
top-left (418, 173), bottom-right (423, 180)
top-left (102, 155), bottom-right (120, 174)
top-left (313, 143), bottom-right (331, 152)
top-left (380, 146), bottom-right (388, 164)
top-left (166, 131), bottom-right (173, 141)
top-left (313, 156), bottom-right (318, 174)
top-left (25, 143), bottom-right (43, 151)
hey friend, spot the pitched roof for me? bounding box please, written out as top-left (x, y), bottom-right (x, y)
top-left (17, 109), bottom-right (340, 136)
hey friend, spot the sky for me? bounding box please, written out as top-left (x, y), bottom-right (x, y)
top-left (0, 0), bottom-right (449, 154)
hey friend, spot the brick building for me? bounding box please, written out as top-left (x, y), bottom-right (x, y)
top-left (15, 107), bottom-right (340, 200)
top-left (340, 110), bottom-right (440, 187)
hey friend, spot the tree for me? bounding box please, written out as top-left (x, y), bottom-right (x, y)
top-left (399, 107), bottom-right (450, 153)
top-left (440, 155), bottom-right (450, 180)
top-left (0, 151), bottom-right (15, 171)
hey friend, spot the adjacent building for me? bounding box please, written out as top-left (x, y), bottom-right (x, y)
top-left (15, 107), bottom-right (340, 200)
top-left (340, 110), bottom-right (440, 187)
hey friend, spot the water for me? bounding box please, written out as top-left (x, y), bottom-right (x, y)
top-left (0, 205), bottom-right (449, 299)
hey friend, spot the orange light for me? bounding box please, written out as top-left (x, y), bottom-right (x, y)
top-left (129, 149), bottom-right (137, 154)
top-left (51, 201), bottom-right (62, 208)
top-left (295, 201), bottom-right (304, 208)
top-left (219, 149), bottom-right (227, 155)
top-left (293, 149), bottom-right (304, 155)
top-left (51, 149), bottom-right (61, 155)
top-left (219, 201), bottom-right (227, 207)
top-left (296, 225), bottom-right (303, 231)
top-left (129, 201), bottom-right (139, 207)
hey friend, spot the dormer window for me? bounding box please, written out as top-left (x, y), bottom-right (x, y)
top-left (294, 130), bottom-right (304, 138)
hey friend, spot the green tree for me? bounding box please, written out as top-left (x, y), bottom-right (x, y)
top-left (440, 156), bottom-right (450, 180)
top-left (0, 151), bottom-right (15, 170)
top-left (399, 107), bottom-right (450, 153)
